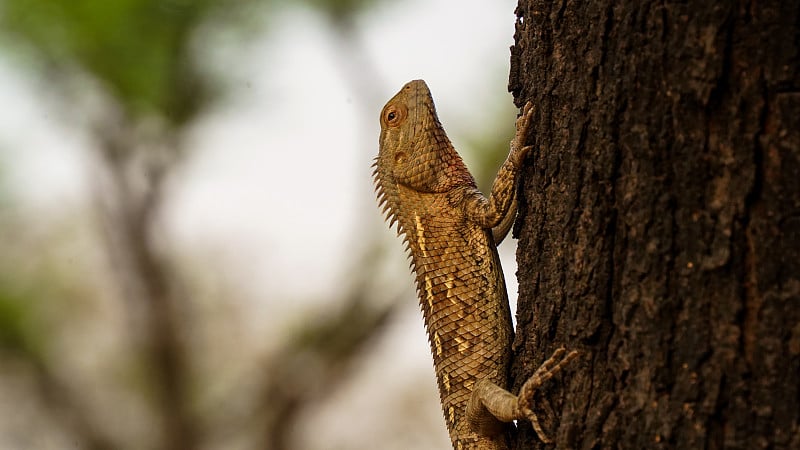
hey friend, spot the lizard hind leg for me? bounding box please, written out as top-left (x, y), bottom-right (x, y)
top-left (517, 348), bottom-right (580, 443)
top-left (466, 348), bottom-right (579, 444)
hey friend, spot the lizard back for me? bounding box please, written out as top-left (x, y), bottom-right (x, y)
top-left (374, 80), bottom-right (515, 449)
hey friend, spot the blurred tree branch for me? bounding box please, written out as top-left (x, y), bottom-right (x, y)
top-left (0, 1), bottom-right (256, 448)
top-left (257, 263), bottom-right (401, 450)
top-left (92, 116), bottom-right (195, 449)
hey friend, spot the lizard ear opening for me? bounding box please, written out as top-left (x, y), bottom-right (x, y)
top-left (382, 103), bottom-right (408, 128)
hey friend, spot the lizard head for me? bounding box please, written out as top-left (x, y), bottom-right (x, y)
top-left (373, 80), bottom-right (474, 231)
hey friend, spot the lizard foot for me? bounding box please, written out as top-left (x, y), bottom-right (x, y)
top-left (517, 347), bottom-right (580, 443)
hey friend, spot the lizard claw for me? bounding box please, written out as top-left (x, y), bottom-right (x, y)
top-left (511, 101), bottom-right (535, 165)
top-left (515, 101), bottom-right (534, 140)
top-left (517, 347), bottom-right (580, 443)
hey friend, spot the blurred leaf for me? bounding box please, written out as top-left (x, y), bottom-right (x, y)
top-left (299, 0), bottom-right (386, 24)
top-left (0, 285), bottom-right (44, 362)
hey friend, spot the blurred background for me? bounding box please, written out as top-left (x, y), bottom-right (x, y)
top-left (0, 0), bottom-right (520, 448)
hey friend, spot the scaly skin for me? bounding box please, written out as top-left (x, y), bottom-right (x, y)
top-left (374, 80), bottom-right (577, 449)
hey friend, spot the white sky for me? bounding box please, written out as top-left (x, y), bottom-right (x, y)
top-left (0, 0), bottom-right (521, 448)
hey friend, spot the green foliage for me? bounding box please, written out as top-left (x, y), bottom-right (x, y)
top-left (300, 0), bottom-right (385, 23)
top-left (0, 0), bottom-right (261, 125)
top-left (0, 285), bottom-right (44, 363)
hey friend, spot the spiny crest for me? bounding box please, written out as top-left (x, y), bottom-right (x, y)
top-left (373, 162), bottom-right (418, 277)
top-left (372, 157), bottom-right (403, 236)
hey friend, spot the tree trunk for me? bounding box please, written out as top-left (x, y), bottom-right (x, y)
top-left (508, 1), bottom-right (800, 449)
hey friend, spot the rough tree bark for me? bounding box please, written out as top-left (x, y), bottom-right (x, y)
top-left (508, 1), bottom-right (800, 449)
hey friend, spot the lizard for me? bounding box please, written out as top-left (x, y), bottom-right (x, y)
top-left (373, 79), bottom-right (579, 449)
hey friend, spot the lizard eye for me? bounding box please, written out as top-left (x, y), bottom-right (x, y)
top-left (382, 103), bottom-right (407, 127)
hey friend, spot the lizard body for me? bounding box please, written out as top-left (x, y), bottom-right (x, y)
top-left (374, 80), bottom-right (577, 449)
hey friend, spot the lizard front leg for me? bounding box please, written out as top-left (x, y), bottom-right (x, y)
top-left (461, 101), bottom-right (580, 443)
top-left (491, 101), bottom-right (535, 244)
top-left (466, 348), bottom-right (580, 443)
top-left (465, 102), bottom-right (535, 237)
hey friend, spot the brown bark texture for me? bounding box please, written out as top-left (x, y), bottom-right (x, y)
top-left (508, 1), bottom-right (800, 449)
